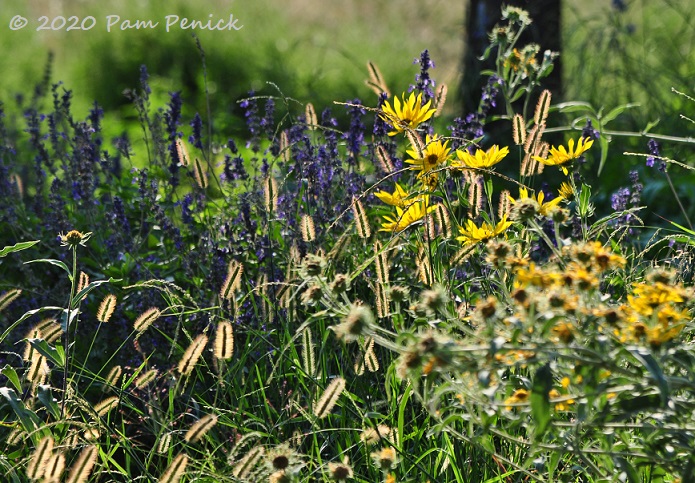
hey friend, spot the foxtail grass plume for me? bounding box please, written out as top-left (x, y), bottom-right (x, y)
top-left (512, 114), bottom-right (526, 146)
top-left (433, 83), bottom-right (448, 117)
top-left (43, 451), bottom-right (66, 483)
top-left (0, 288), bottom-right (21, 312)
top-left (103, 365), bottom-right (122, 392)
top-left (374, 282), bottom-right (389, 319)
top-left (175, 138), bottom-right (191, 166)
top-left (35, 318), bottom-right (62, 344)
top-left (27, 436), bottom-right (54, 480)
top-left (10, 172), bottom-right (23, 197)
top-left (232, 446), bottom-right (265, 479)
top-left (133, 307), bottom-right (160, 336)
top-left (77, 271), bottom-right (90, 294)
top-left (184, 414), bottom-right (218, 443)
top-left (280, 130), bottom-right (290, 162)
top-left (375, 144), bottom-right (395, 173)
top-left (352, 198), bottom-right (371, 239)
top-left (301, 327), bottom-right (316, 376)
top-left (159, 453), bottom-right (189, 483)
top-left (66, 445), bottom-right (98, 483)
top-left (178, 334), bottom-right (208, 376)
top-left (300, 214), bottom-right (316, 242)
top-left (305, 102), bottom-right (317, 130)
top-left (364, 338), bottom-right (379, 373)
top-left (193, 157), bottom-right (208, 189)
top-left (374, 241), bottom-right (389, 285)
top-left (214, 320), bottom-right (234, 360)
top-left (264, 176), bottom-right (278, 213)
top-left (23, 326), bottom-right (42, 362)
top-left (314, 377), bottom-right (346, 419)
top-left (27, 354), bottom-right (49, 386)
top-left (134, 368), bottom-right (158, 389)
top-left (365, 60), bottom-right (390, 96)
top-left (157, 432), bottom-right (173, 454)
top-left (94, 396), bottom-right (119, 417)
top-left (416, 245), bottom-right (434, 286)
top-left (220, 260), bottom-right (244, 300)
top-left (433, 203), bottom-right (452, 238)
top-left (498, 190), bottom-right (511, 219)
top-left (96, 294), bottom-right (117, 323)
top-left (534, 89), bottom-right (552, 127)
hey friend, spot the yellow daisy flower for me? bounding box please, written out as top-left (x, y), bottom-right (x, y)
top-left (508, 187), bottom-right (564, 217)
top-left (456, 216), bottom-right (512, 245)
top-left (558, 182), bottom-right (574, 200)
top-left (380, 92), bottom-right (436, 136)
top-left (380, 196), bottom-right (437, 233)
top-left (406, 134), bottom-right (452, 174)
top-left (451, 145), bottom-right (509, 170)
top-left (533, 137), bottom-right (594, 175)
top-left (374, 183), bottom-right (411, 208)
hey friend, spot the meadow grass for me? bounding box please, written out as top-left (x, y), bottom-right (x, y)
top-left (2, 4), bottom-right (695, 483)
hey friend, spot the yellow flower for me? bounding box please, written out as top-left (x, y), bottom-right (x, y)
top-left (558, 182), bottom-right (574, 200)
top-left (504, 388), bottom-right (530, 410)
top-left (452, 145), bottom-right (509, 170)
top-left (380, 92), bottom-right (436, 136)
top-left (533, 137), bottom-right (594, 175)
top-left (380, 196), bottom-right (437, 233)
top-left (508, 187), bottom-right (564, 217)
top-left (374, 183), bottom-right (411, 208)
top-left (406, 134), bottom-right (451, 174)
top-left (456, 216), bottom-right (512, 245)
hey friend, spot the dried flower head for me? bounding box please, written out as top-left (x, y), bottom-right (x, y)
top-left (371, 446), bottom-right (398, 471)
top-left (333, 304), bottom-right (375, 342)
top-left (327, 461), bottom-right (354, 481)
top-left (59, 230), bottom-right (92, 248)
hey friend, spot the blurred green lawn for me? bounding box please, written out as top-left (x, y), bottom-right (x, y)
top-left (0, 0), bottom-right (465, 131)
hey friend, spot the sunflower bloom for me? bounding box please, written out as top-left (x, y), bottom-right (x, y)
top-left (380, 196), bottom-right (437, 233)
top-left (380, 92), bottom-right (436, 136)
top-left (504, 388), bottom-right (530, 410)
top-left (406, 134), bottom-right (452, 175)
top-left (533, 137), bottom-right (594, 175)
top-left (374, 183), bottom-right (411, 208)
top-left (508, 187), bottom-right (564, 217)
top-left (456, 216), bottom-right (512, 245)
top-left (451, 145), bottom-right (509, 170)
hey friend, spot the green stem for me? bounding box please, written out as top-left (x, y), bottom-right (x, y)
top-left (61, 246), bottom-right (78, 419)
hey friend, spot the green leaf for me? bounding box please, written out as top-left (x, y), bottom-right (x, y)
top-left (71, 277), bottom-right (122, 309)
top-left (28, 339), bottom-right (65, 368)
top-left (0, 306), bottom-right (64, 345)
top-left (555, 101), bottom-right (594, 114)
top-left (597, 134), bottom-right (610, 176)
top-left (628, 347), bottom-right (669, 405)
top-left (1, 365), bottom-right (22, 393)
top-left (37, 385), bottom-right (62, 420)
top-left (578, 184), bottom-right (593, 218)
top-left (615, 457), bottom-right (640, 483)
top-left (600, 103), bottom-right (640, 125)
top-left (530, 364), bottom-right (553, 440)
top-left (24, 258), bottom-right (71, 278)
top-left (0, 241), bottom-right (39, 258)
top-left (643, 118), bottom-right (660, 134)
top-left (0, 387), bottom-right (41, 435)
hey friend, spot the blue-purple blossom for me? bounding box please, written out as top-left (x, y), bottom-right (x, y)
top-left (189, 113), bottom-right (203, 149)
top-left (411, 49), bottom-right (436, 101)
